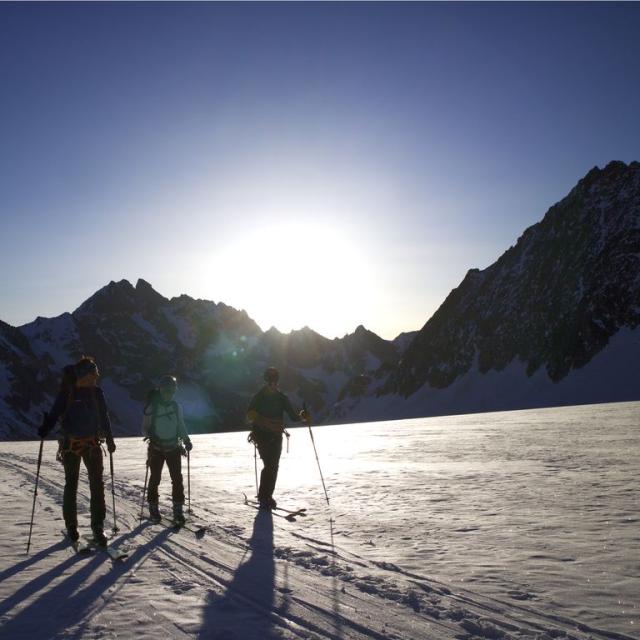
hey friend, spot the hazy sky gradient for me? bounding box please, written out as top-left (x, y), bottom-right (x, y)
top-left (1, 3), bottom-right (639, 338)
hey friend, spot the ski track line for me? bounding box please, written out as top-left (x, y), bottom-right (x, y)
top-left (368, 558), bottom-right (636, 640)
top-left (146, 534), bottom-right (341, 640)
top-left (141, 515), bottom-right (442, 640)
top-left (153, 529), bottom-right (360, 640)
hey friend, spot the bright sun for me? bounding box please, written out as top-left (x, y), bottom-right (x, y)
top-left (207, 221), bottom-right (376, 338)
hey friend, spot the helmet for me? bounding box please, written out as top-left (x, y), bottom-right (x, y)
top-left (75, 358), bottom-right (98, 380)
top-left (159, 375), bottom-right (178, 390)
top-left (263, 367), bottom-right (279, 384)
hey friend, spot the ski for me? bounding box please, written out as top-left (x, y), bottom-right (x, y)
top-left (243, 493), bottom-right (307, 519)
top-left (61, 529), bottom-right (93, 554)
top-left (244, 501), bottom-right (301, 521)
top-left (82, 534), bottom-right (129, 561)
top-left (157, 516), bottom-right (207, 538)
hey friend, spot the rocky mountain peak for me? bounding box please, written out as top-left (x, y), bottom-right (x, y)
top-left (135, 278), bottom-right (168, 308)
top-left (392, 160), bottom-right (640, 397)
top-left (75, 279), bottom-right (137, 316)
top-left (75, 279), bottom-right (169, 317)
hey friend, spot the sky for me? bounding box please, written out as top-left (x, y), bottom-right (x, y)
top-left (1, 2), bottom-right (639, 340)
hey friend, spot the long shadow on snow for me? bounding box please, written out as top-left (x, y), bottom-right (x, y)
top-left (198, 509), bottom-right (277, 640)
top-left (0, 539), bottom-right (68, 584)
top-left (0, 523), bottom-right (172, 640)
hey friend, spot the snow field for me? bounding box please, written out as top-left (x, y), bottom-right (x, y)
top-left (0, 402), bottom-right (637, 639)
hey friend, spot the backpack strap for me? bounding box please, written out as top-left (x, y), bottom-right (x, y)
top-left (58, 387), bottom-right (75, 433)
top-left (92, 387), bottom-right (105, 439)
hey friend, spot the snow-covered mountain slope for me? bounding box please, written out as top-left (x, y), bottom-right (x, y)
top-left (332, 326), bottom-right (640, 423)
top-left (329, 161), bottom-right (640, 422)
top-left (0, 280), bottom-right (400, 439)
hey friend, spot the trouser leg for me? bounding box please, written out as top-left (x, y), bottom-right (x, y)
top-left (256, 435), bottom-right (283, 501)
top-left (83, 446), bottom-right (105, 531)
top-left (147, 447), bottom-right (165, 503)
top-left (164, 449), bottom-right (185, 504)
top-left (63, 451), bottom-right (81, 529)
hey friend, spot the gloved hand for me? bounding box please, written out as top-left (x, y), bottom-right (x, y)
top-left (37, 412), bottom-right (50, 438)
top-left (299, 409), bottom-right (312, 424)
top-left (184, 440), bottom-right (193, 452)
top-left (106, 437), bottom-right (116, 453)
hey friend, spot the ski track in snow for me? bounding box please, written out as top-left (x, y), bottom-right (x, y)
top-left (0, 402), bottom-right (638, 640)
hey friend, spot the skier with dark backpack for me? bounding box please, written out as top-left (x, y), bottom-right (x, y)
top-left (247, 367), bottom-right (310, 509)
top-left (38, 356), bottom-right (116, 545)
top-left (142, 375), bottom-right (192, 523)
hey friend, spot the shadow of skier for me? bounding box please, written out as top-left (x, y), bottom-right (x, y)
top-left (0, 539), bottom-right (67, 584)
top-left (0, 524), bottom-right (172, 639)
top-left (198, 509), bottom-right (277, 640)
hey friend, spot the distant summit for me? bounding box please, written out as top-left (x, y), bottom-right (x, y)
top-left (392, 160), bottom-right (640, 396)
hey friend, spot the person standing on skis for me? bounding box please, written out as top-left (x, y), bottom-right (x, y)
top-left (247, 367), bottom-right (309, 509)
top-left (142, 374), bottom-right (192, 523)
top-left (38, 356), bottom-right (116, 545)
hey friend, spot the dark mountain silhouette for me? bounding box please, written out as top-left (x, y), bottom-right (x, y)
top-left (1, 161), bottom-right (638, 438)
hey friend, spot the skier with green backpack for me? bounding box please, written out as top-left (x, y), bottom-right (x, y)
top-left (142, 375), bottom-right (192, 523)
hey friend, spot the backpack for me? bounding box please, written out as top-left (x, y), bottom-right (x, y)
top-left (61, 364), bottom-right (78, 390)
top-left (143, 389), bottom-right (178, 443)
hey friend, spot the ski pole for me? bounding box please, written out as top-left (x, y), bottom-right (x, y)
top-left (109, 450), bottom-right (119, 534)
top-left (139, 458), bottom-right (149, 526)
top-left (254, 444), bottom-right (258, 497)
top-left (303, 403), bottom-right (330, 505)
top-left (187, 449), bottom-right (192, 514)
top-left (26, 437), bottom-right (45, 554)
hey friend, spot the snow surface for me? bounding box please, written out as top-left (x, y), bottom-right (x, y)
top-left (1, 401), bottom-right (637, 639)
top-left (162, 308), bottom-right (198, 349)
top-left (300, 365), bottom-right (350, 400)
top-left (19, 313), bottom-right (79, 368)
top-left (130, 313), bottom-right (173, 350)
top-left (175, 382), bottom-right (220, 422)
top-left (203, 332), bottom-right (244, 358)
top-left (99, 378), bottom-right (144, 433)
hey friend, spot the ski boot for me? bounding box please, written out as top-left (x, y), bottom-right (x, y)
top-left (148, 501), bottom-right (161, 523)
top-left (66, 524), bottom-right (79, 542)
top-left (92, 528), bottom-right (108, 547)
top-left (173, 501), bottom-right (185, 525)
top-left (258, 496), bottom-right (277, 510)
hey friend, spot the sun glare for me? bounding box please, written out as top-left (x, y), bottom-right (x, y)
top-left (206, 221), bottom-right (376, 338)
